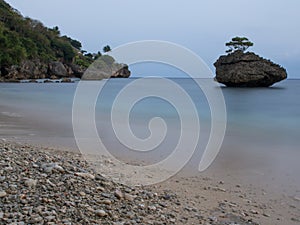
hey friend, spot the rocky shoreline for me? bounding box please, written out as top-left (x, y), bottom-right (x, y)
top-left (1, 140), bottom-right (299, 224)
top-left (0, 60), bottom-right (131, 83)
top-left (0, 141), bottom-right (182, 224)
top-left (0, 140), bottom-right (262, 225)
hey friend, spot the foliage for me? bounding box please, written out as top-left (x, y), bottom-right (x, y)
top-left (103, 45), bottom-right (111, 53)
top-left (93, 51), bottom-right (102, 60)
top-left (225, 36), bottom-right (253, 53)
top-left (0, 0), bottom-right (116, 71)
top-left (74, 55), bottom-right (93, 68)
top-left (62, 35), bottom-right (82, 50)
top-left (0, 0), bottom-right (82, 66)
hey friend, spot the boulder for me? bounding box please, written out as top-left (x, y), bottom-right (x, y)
top-left (82, 62), bottom-right (131, 80)
top-left (68, 64), bottom-right (85, 77)
top-left (61, 78), bottom-right (72, 83)
top-left (111, 65), bottom-right (131, 78)
top-left (214, 50), bottom-right (287, 87)
top-left (48, 61), bottom-right (67, 77)
top-left (20, 60), bottom-right (48, 79)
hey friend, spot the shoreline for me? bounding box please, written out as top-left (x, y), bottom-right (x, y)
top-left (0, 140), bottom-right (299, 224)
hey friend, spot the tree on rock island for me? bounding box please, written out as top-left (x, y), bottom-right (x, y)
top-left (225, 36), bottom-right (253, 53)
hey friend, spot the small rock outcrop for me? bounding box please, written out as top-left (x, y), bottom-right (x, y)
top-left (82, 63), bottom-right (131, 80)
top-left (48, 61), bottom-right (67, 77)
top-left (111, 65), bottom-right (131, 78)
top-left (214, 51), bottom-right (287, 87)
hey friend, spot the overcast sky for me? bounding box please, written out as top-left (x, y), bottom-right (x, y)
top-left (5, 0), bottom-right (300, 78)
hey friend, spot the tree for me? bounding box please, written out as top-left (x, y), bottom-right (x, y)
top-left (225, 36), bottom-right (253, 53)
top-left (51, 26), bottom-right (60, 36)
top-left (93, 51), bottom-right (102, 60)
top-left (103, 45), bottom-right (111, 53)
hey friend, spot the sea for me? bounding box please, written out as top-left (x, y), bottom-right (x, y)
top-left (0, 78), bottom-right (299, 194)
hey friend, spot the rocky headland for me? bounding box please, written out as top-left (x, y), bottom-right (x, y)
top-left (214, 50), bottom-right (287, 87)
top-left (0, 60), bottom-right (131, 83)
top-left (0, 0), bottom-right (130, 83)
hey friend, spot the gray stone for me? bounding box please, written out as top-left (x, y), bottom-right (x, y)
top-left (48, 61), bottom-right (67, 77)
top-left (24, 179), bottom-right (37, 188)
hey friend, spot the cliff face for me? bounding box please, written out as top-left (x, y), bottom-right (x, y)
top-left (0, 60), bottom-right (131, 82)
top-left (0, 61), bottom-right (84, 82)
top-left (214, 51), bottom-right (287, 87)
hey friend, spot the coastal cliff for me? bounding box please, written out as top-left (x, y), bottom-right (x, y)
top-left (0, 0), bottom-right (130, 82)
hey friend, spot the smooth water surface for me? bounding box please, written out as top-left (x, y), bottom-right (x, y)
top-left (0, 79), bottom-right (299, 194)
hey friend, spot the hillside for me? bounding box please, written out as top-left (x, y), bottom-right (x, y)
top-left (0, 0), bottom-right (129, 82)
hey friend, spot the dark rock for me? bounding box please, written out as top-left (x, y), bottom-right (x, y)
top-left (20, 60), bottom-right (47, 79)
top-left (214, 50), bottom-right (287, 87)
top-left (68, 64), bottom-right (85, 77)
top-left (61, 78), bottom-right (72, 83)
top-left (48, 62), bottom-right (67, 77)
top-left (111, 65), bottom-right (131, 78)
top-left (50, 75), bottom-right (58, 80)
top-left (1, 59), bottom-right (130, 82)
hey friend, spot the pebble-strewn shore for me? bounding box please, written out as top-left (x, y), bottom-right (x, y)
top-left (0, 141), bottom-right (181, 224)
top-left (1, 141), bottom-right (298, 224)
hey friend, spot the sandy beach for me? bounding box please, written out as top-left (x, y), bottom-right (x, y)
top-left (0, 139), bottom-right (299, 225)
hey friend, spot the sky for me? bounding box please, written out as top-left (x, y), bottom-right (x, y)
top-left (5, 0), bottom-right (300, 78)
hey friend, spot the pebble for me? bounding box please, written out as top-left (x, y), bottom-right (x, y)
top-left (24, 179), bottom-right (37, 188)
top-left (148, 205), bottom-right (157, 211)
top-left (0, 191), bottom-right (7, 198)
top-left (115, 189), bottom-right (124, 199)
top-left (102, 199), bottom-right (112, 205)
top-left (0, 141), bottom-right (275, 225)
top-left (212, 186), bottom-right (226, 192)
top-left (250, 209), bottom-right (259, 214)
top-left (124, 193), bottom-right (135, 201)
top-left (42, 163), bottom-right (64, 173)
top-left (74, 172), bottom-right (95, 179)
top-left (79, 191), bottom-right (86, 196)
top-left (293, 196), bottom-right (300, 202)
top-left (95, 209), bottom-right (107, 217)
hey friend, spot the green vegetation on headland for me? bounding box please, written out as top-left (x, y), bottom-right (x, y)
top-left (0, 0), bottom-right (129, 82)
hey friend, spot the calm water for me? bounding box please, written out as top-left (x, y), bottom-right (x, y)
top-left (0, 79), bottom-right (299, 193)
